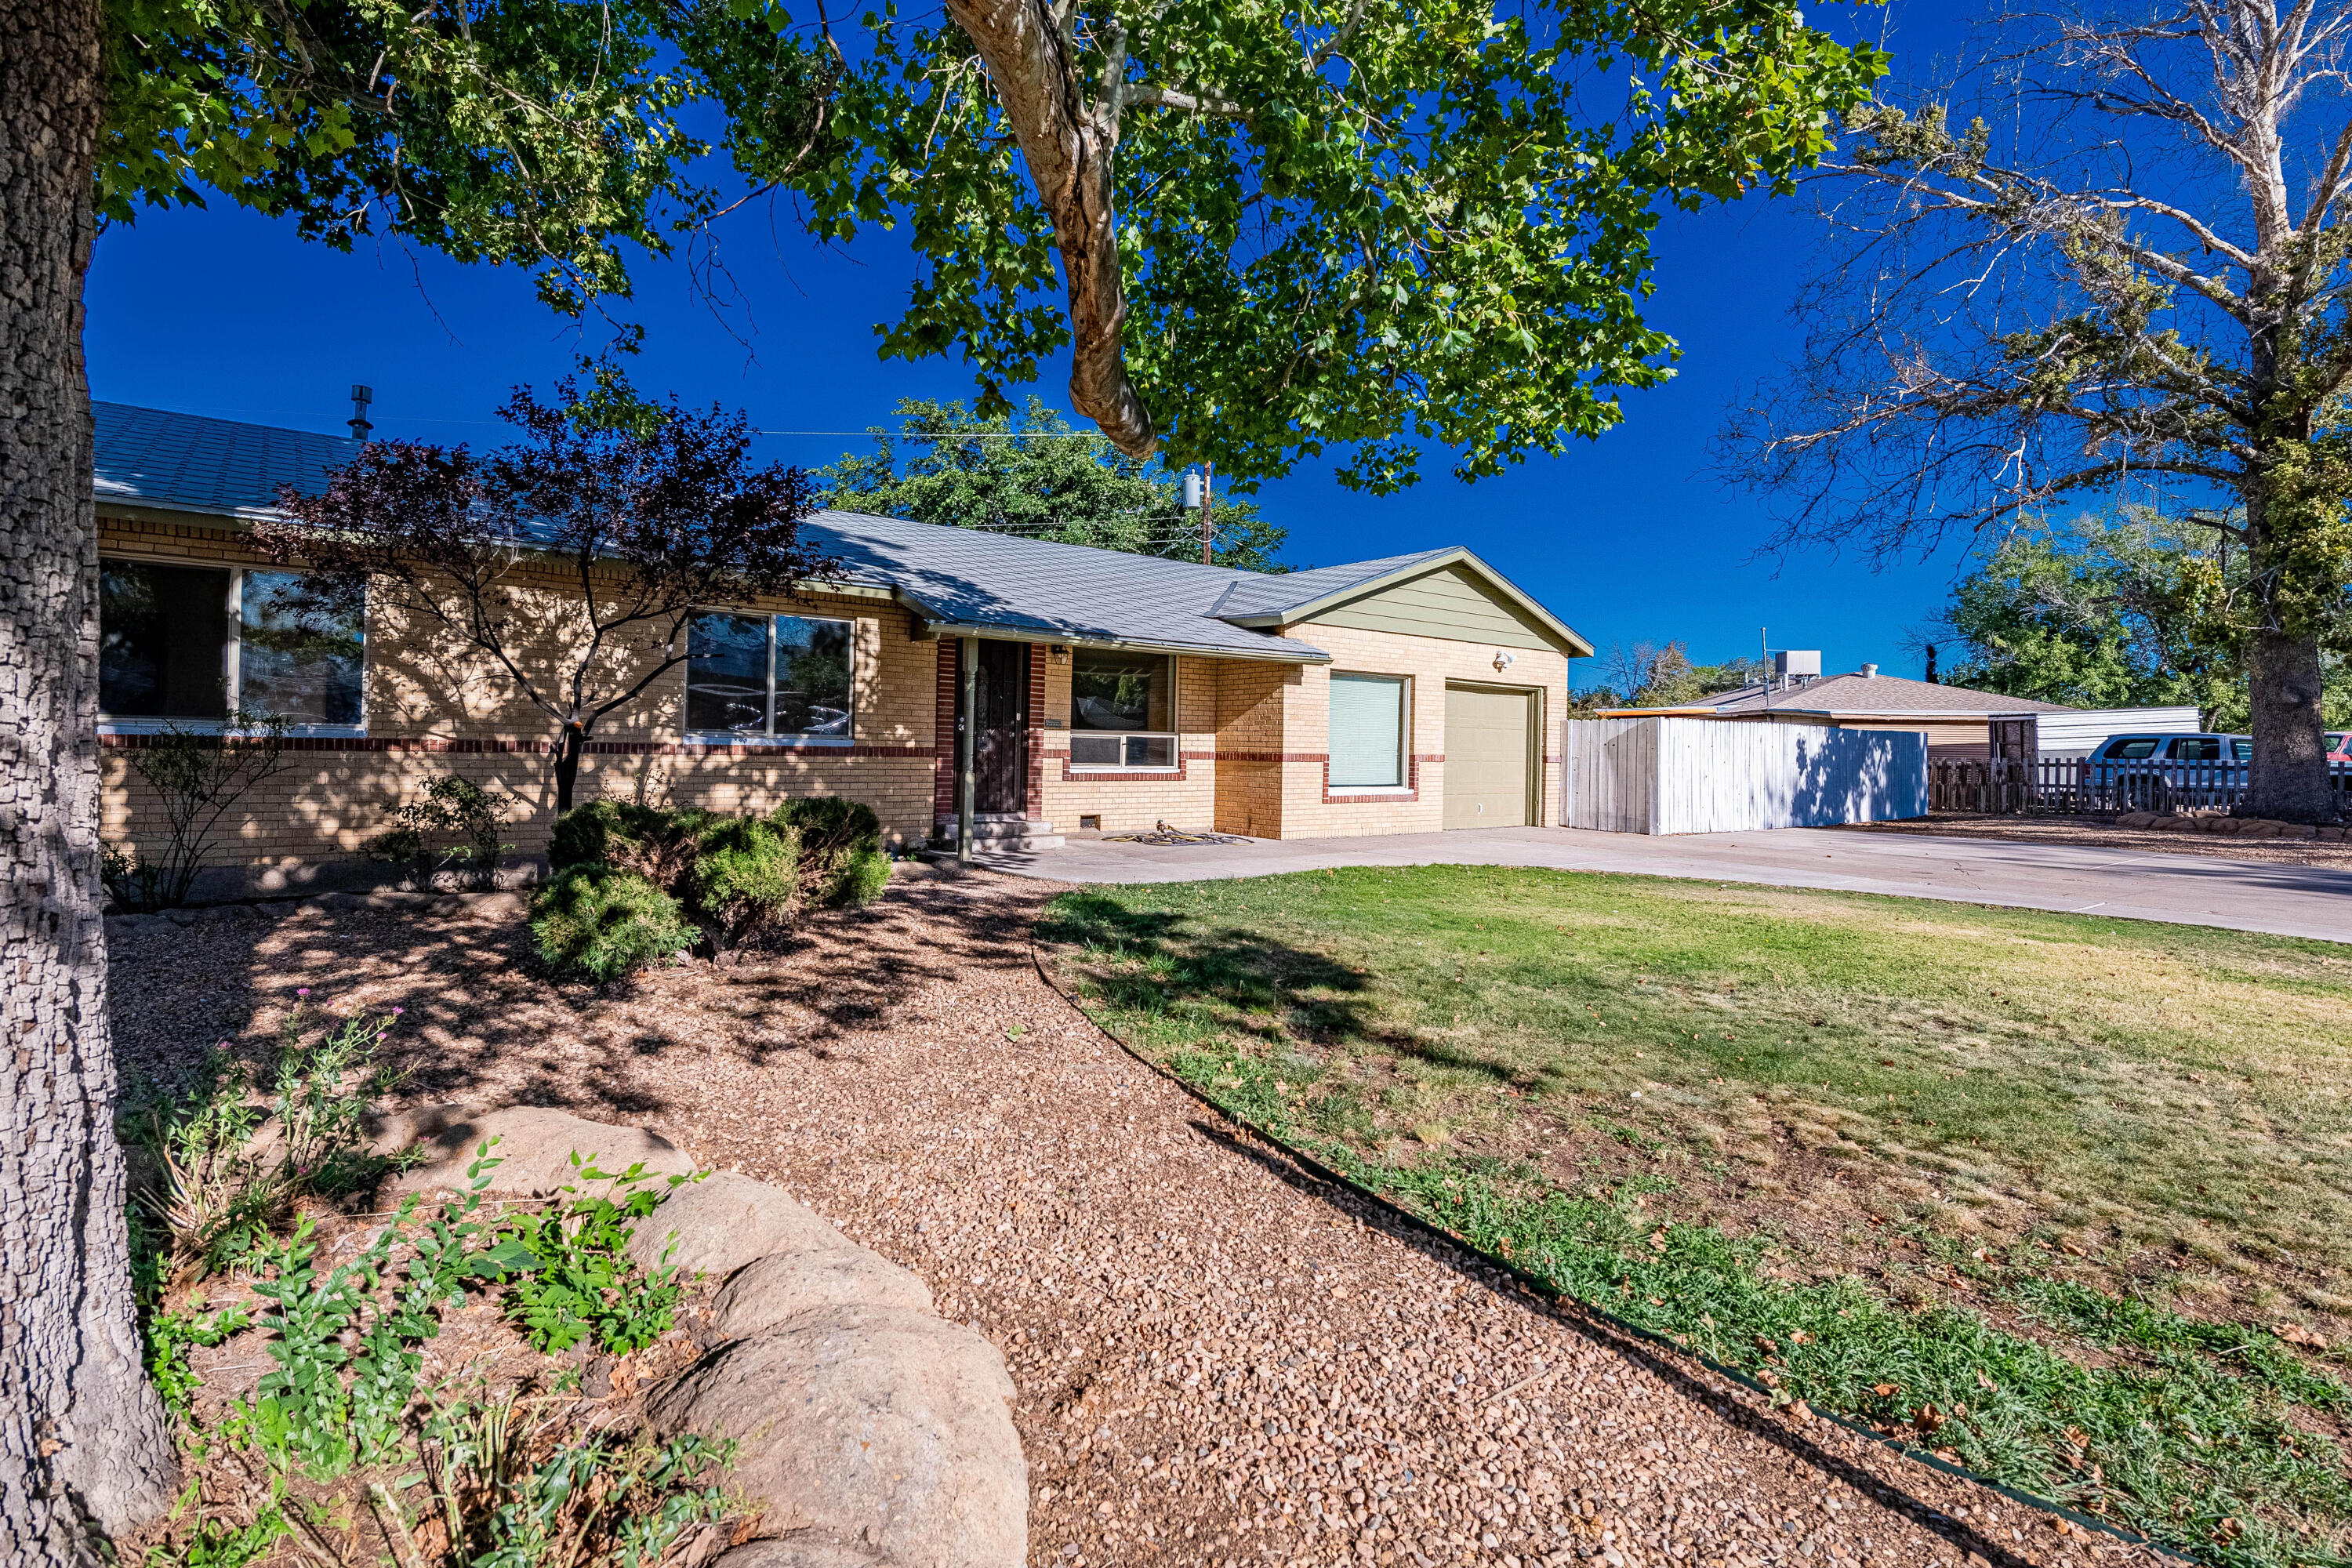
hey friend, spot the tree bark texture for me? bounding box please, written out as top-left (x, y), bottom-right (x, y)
top-left (1, 0), bottom-right (180, 1555)
top-left (938, 0), bottom-right (1159, 459)
top-left (2245, 626), bottom-right (2335, 822)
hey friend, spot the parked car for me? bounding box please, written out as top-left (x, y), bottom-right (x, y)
top-left (2330, 731), bottom-right (2350, 764)
top-left (2081, 732), bottom-right (2251, 808)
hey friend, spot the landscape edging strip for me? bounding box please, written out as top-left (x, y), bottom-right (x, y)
top-left (1026, 928), bottom-right (2194, 1566)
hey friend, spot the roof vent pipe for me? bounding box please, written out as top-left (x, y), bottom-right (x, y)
top-left (1859, 662), bottom-right (1878, 678)
top-left (349, 384), bottom-right (374, 441)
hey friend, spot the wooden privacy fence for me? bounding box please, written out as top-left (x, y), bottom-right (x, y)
top-left (1931, 757), bottom-right (2352, 815)
top-left (1563, 717), bottom-right (1927, 835)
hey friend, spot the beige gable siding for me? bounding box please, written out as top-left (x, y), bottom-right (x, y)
top-left (1293, 563), bottom-right (1564, 652)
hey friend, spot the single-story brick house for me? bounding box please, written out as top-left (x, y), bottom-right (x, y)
top-left (93, 402), bottom-right (1589, 891)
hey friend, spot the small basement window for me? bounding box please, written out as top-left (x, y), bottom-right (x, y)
top-left (99, 560), bottom-right (365, 728)
top-left (1328, 672), bottom-right (1408, 788)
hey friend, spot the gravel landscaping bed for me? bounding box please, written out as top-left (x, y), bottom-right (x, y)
top-left (108, 874), bottom-right (2169, 1567)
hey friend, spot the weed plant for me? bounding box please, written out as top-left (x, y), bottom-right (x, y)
top-left (367, 775), bottom-right (511, 889)
top-left (497, 1157), bottom-right (692, 1355)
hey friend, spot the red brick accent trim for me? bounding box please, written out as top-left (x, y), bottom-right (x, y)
top-left (1323, 752), bottom-right (1443, 804)
top-left (932, 640), bottom-right (960, 824)
top-left (1025, 644), bottom-right (1046, 816)
top-left (99, 733), bottom-right (929, 758)
top-left (1054, 749), bottom-right (1191, 782)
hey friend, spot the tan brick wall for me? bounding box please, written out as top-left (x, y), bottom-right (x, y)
top-left (96, 514), bottom-right (942, 871)
top-left (1038, 652), bottom-right (1223, 834)
top-left (1269, 625), bottom-right (1570, 840)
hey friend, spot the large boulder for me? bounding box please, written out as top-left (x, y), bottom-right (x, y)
top-left (387, 1105), bottom-right (699, 1199)
top-left (625, 1169), bottom-right (854, 1281)
top-left (649, 1304), bottom-right (1024, 1568)
top-left (709, 1249), bottom-right (935, 1342)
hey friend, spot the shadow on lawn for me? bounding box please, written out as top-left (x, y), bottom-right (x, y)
top-left (1185, 1118), bottom-right (2052, 1568)
top-left (1039, 891), bottom-right (1525, 1087)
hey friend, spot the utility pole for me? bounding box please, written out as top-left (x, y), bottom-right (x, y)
top-left (1197, 462), bottom-right (1214, 564)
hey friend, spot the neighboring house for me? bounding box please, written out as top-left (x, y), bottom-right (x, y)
top-left (2033, 706), bottom-right (2205, 757)
top-left (92, 403), bottom-right (1588, 889)
top-left (1603, 664), bottom-right (2074, 761)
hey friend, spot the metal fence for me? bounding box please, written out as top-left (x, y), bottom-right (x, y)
top-left (1929, 757), bottom-right (2351, 815)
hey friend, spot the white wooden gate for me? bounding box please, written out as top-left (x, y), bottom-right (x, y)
top-left (1561, 717), bottom-right (1927, 834)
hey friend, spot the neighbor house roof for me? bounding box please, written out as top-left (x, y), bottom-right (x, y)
top-left (89, 401), bottom-right (1584, 667)
top-left (1610, 670), bottom-right (2074, 720)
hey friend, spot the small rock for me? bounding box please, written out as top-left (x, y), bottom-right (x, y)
top-left (390, 1105), bottom-right (698, 1199)
top-left (648, 1303), bottom-right (1025, 1568)
top-left (626, 1170), bottom-right (850, 1281)
top-left (709, 1247), bottom-right (935, 1342)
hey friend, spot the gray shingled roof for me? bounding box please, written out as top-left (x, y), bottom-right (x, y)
top-left (1207, 550), bottom-right (1454, 619)
top-left (87, 402), bottom-right (1591, 666)
top-left (798, 510), bottom-right (1327, 662)
top-left (1649, 671), bottom-right (2074, 717)
top-left (94, 401), bottom-right (360, 518)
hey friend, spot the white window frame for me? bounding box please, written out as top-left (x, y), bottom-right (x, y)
top-left (683, 610), bottom-right (858, 746)
top-left (1065, 649), bottom-right (1180, 771)
top-left (1327, 670), bottom-right (1413, 793)
top-left (96, 558), bottom-right (367, 737)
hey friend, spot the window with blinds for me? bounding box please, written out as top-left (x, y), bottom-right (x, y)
top-left (1329, 673), bottom-right (1407, 788)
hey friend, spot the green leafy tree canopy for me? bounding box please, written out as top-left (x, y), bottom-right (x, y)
top-left (822, 397), bottom-right (1287, 572)
top-left (100, 0), bottom-right (1887, 488)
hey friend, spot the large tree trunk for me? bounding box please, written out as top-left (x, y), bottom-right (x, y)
top-left (1, 0), bottom-right (180, 1557)
top-left (2244, 627), bottom-right (2337, 822)
top-left (938, 0), bottom-right (1157, 459)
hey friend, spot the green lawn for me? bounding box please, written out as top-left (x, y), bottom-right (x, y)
top-left (1039, 866), bottom-right (2352, 1568)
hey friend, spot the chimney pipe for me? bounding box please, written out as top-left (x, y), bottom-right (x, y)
top-left (1859, 662), bottom-right (1878, 678)
top-left (349, 384), bottom-right (374, 441)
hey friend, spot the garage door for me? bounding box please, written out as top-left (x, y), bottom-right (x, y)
top-left (1443, 684), bottom-right (1536, 829)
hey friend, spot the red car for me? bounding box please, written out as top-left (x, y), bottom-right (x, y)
top-left (2331, 731), bottom-right (2351, 764)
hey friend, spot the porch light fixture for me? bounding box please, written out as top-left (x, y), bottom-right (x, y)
top-left (1051, 644), bottom-right (1071, 664)
top-left (1493, 649), bottom-right (1517, 673)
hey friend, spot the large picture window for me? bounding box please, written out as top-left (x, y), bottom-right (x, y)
top-left (99, 560), bottom-right (364, 728)
top-left (1328, 672), bottom-right (1407, 789)
top-left (1069, 648), bottom-right (1176, 768)
top-left (686, 612), bottom-right (854, 739)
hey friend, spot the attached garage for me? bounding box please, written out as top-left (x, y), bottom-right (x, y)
top-left (1442, 683), bottom-right (1539, 828)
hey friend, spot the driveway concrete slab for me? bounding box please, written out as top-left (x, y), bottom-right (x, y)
top-left (970, 823), bottom-right (2352, 942)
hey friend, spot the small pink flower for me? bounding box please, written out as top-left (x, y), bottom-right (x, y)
top-left (391, 1007), bottom-right (405, 1016)
top-left (296, 987), bottom-right (311, 998)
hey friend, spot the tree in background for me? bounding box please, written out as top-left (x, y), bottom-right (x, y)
top-left (260, 377), bottom-right (820, 814)
top-left (823, 398), bottom-right (1287, 571)
top-left (1920, 512), bottom-right (2351, 732)
top-left (1721, 0), bottom-right (2352, 820)
top-left (1578, 641), bottom-right (1764, 708)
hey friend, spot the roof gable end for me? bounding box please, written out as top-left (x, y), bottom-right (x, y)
top-left (1219, 548), bottom-right (1591, 657)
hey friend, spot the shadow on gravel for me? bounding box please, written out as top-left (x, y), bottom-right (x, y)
top-left (1186, 1117), bottom-right (2054, 1568)
top-left (109, 873), bottom-right (990, 1122)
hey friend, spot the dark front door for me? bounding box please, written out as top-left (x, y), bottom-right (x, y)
top-left (969, 640), bottom-right (1029, 815)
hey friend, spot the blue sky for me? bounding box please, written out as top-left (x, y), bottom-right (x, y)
top-left (84, 3), bottom-right (1974, 688)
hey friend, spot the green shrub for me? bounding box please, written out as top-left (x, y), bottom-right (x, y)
top-left (546, 800), bottom-right (685, 876)
top-left (684, 816), bottom-right (799, 943)
top-left (497, 1157), bottom-right (690, 1355)
top-left (531, 866), bottom-right (695, 981)
top-left (365, 775), bottom-right (510, 888)
top-left (775, 797), bottom-right (891, 908)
